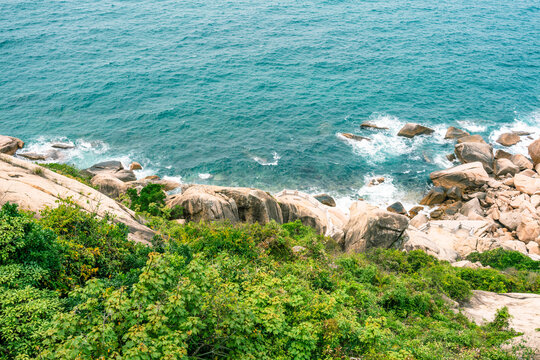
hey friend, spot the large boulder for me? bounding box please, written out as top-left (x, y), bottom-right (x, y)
top-left (454, 142), bottom-right (494, 172)
top-left (511, 154), bottom-right (533, 171)
top-left (166, 185), bottom-right (239, 223)
top-left (344, 201), bottom-right (408, 253)
top-left (461, 291), bottom-right (540, 352)
top-left (456, 135), bottom-right (486, 144)
top-left (514, 173), bottom-right (540, 195)
top-left (91, 173), bottom-right (128, 198)
top-left (496, 132), bottom-right (521, 147)
top-left (314, 193), bottom-right (336, 207)
top-left (494, 158), bottom-right (519, 177)
top-left (528, 138), bottom-right (540, 165)
top-left (397, 123), bottom-right (434, 138)
top-left (275, 191), bottom-right (347, 243)
top-left (83, 161), bottom-right (136, 182)
top-left (444, 127), bottom-right (469, 140)
top-left (403, 227), bottom-right (460, 262)
top-left (0, 135), bottom-right (24, 155)
top-left (430, 162), bottom-right (490, 189)
top-left (419, 187), bottom-right (447, 206)
top-left (0, 154), bottom-right (153, 244)
top-left (167, 185), bottom-right (283, 225)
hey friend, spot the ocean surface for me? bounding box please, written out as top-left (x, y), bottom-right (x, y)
top-left (1, 0), bottom-right (539, 208)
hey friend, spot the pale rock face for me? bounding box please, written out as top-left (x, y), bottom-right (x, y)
top-left (430, 162), bottom-right (490, 189)
top-left (454, 142), bottom-right (494, 173)
top-left (410, 213), bottom-right (429, 228)
top-left (514, 173), bottom-right (540, 195)
top-left (403, 227), bottom-right (460, 262)
top-left (528, 138), bottom-right (540, 165)
top-left (494, 158), bottom-right (519, 177)
top-left (501, 240), bottom-right (528, 254)
top-left (526, 241), bottom-right (540, 255)
top-left (0, 154), bottom-right (153, 244)
top-left (444, 126), bottom-right (469, 139)
top-left (456, 135), bottom-right (486, 144)
top-left (0, 135), bottom-right (24, 155)
top-left (344, 201), bottom-right (409, 253)
top-left (276, 191), bottom-right (347, 243)
top-left (461, 291), bottom-right (540, 352)
top-left (510, 154), bottom-right (533, 171)
top-left (166, 186), bottom-right (239, 223)
top-left (91, 173), bottom-right (128, 198)
top-left (499, 211), bottom-right (522, 231)
top-left (516, 218), bottom-right (540, 244)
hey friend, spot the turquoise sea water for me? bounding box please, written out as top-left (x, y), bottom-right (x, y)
top-left (1, 0), bottom-right (539, 206)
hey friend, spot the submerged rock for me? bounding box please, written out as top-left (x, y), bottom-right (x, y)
top-left (0, 135), bottom-right (24, 155)
top-left (360, 122), bottom-right (388, 130)
top-left (397, 123), bottom-right (435, 138)
top-left (341, 133), bottom-right (370, 141)
top-left (51, 142), bottom-right (75, 149)
top-left (496, 132), bottom-right (521, 147)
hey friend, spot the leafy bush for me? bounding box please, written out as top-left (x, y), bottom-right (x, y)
top-left (126, 183), bottom-right (182, 219)
top-left (467, 249), bottom-right (540, 272)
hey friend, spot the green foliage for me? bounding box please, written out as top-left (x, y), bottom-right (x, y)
top-left (467, 248), bottom-right (540, 272)
top-left (0, 202), bottom-right (537, 360)
top-left (126, 183), bottom-right (182, 219)
top-left (40, 163), bottom-right (93, 187)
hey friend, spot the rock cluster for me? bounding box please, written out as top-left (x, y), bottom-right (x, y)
top-left (410, 130), bottom-right (540, 260)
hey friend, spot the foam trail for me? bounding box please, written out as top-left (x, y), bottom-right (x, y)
top-left (253, 151), bottom-right (281, 166)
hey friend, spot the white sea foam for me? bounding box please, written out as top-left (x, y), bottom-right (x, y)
top-left (252, 151), bottom-right (281, 166)
top-left (456, 120), bottom-right (487, 133)
top-left (198, 173), bottom-right (213, 180)
top-left (355, 175), bottom-right (421, 211)
top-left (488, 112), bottom-right (540, 157)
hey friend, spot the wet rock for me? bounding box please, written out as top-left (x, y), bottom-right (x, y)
top-left (444, 126), bottom-right (470, 139)
top-left (85, 160), bottom-right (124, 174)
top-left (528, 138), bottom-right (540, 165)
top-left (495, 158), bottom-right (519, 177)
top-left (344, 201), bottom-right (409, 253)
top-left (420, 187), bottom-right (447, 206)
top-left (387, 201), bottom-right (407, 215)
top-left (314, 193), bottom-right (336, 207)
top-left (0, 135), bottom-right (24, 155)
top-left (368, 177), bottom-right (385, 186)
top-left (456, 135), bottom-right (486, 144)
top-left (455, 142), bottom-right (494, 172)
top-left (495, 149), bottom-right (512, 160)
top-left (430, 162), bottom-right (490, 189)
top-left (510, 154), bottom-right (533, 171)
top-left (446, 153), bottom-right (456, 162)
top-left (397, 123), bottom-right (435, 138)
top-left (113, 169), bottom-right (137, 182)
top-left (496, 132), bottom-right (521, 147)
top-left (51, 143), bottom-right (75, 149)
top-left (130, 162), bottom-right (142, 171)
top-left (360, 122), bottom-right (388, 130)
top-left (18, 152), bottom-right (47, 161)
top-left (341, 133), bottom-right (370, 141)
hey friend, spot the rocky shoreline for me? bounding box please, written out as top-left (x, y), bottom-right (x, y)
top-left (2, 126), bottom-right (540, 265)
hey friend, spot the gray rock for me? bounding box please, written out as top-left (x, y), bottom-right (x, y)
top-left (344, 201), bottom-right (409, 253)
top-left (455, 142), bottom-right (494, 173)
top-left (314, 193), bottom-right (336, 207)
top-left (387, 201), bottom-right (407, 215)
top-left (420, 187), bottom-right (447, 206)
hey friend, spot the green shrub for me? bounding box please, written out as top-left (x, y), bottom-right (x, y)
top-left (467, 249), bottom-right (540, 272)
